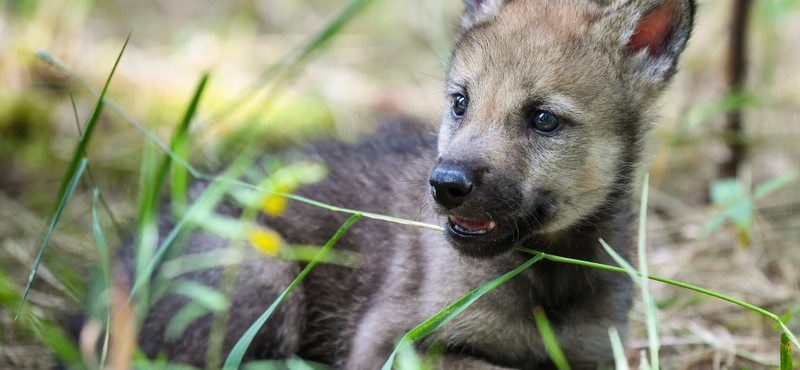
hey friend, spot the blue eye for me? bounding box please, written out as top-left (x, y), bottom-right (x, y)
top-left (452, 94), bottom-right (468, 117)
top-left (531, 110), bottom-right (561, 133)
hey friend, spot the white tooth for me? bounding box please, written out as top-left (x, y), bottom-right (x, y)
top-left (449, 217), bottom-right (497, 236)
top-left (453, 223), bottom-right (491, 235)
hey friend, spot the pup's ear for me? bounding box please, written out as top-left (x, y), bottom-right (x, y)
top-left (461, 0), bottom-right (505, 30)
top-left (594, 0), bottom-right (696, 84)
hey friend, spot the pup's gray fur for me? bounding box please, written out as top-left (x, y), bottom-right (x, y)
top-left (124, 0), bottom-right (695, 368)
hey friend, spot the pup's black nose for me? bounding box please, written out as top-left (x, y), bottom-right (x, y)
top-left (429, 165), bottom-right (474, 210)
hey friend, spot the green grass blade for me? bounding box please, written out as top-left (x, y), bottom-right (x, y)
top-left (17, 158), bottom-right (88, 316)
top-left (50, 35), bottom-right (128, 216)
top-left (223, 214), bottom-right (362, 370)
top-left (285, 0), bottom-right (377, 69)
top-left (753, 172), bottom-right (798, 200)
top-left (165, 302), bottom-right (211, 342)
top-left (285, 358), bottom-right (328, 370)
top-left (682, 92), bottom-right (758, 132)
top-left (72, 94), bottom-right (123, 237)
top-left (35, 50), bottom-right (200, 178)
top-left (609, 327), bottom-right (630, 370)
top-left (159, 249), bottom-right (244, 279)
top-left (602, 177), bottom-right (660, 369)
top-left (395, 345), bottom-right (424, 370)
top-left (135, 71), bottom-right (210, 292)
top-left (381, 254), bottom-right (544, 370)
top-left (30, 316), bottom-right (84, 369)
top-left (532, 307), bottom-right (571, 370)
top-left (781, 333), bottom-right (793, 370)
top-left (637, 174), bottom-right (659, 369)
top-left (638, 351), bottom-right (651, 370)
top-left (209, 178), bottom-right (444, 231)
top-left (91, 189), bottom-right (112, 368)
top-left (599, 238), bottom-right (639, 285)
top-left (171, 73), bottom-right (210, 216)
top-left (134, 118), bottom-right (167, 318)
top-left (172, 281), bottom-right (229, 312)
top-left (241, 359), bottom-right (335, 370)
top-left (517, 248), bottom-right (800, 350)
top-left (212, 0), bottom-right (377, 122)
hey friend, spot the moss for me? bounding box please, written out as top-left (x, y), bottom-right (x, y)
top-left (0, 94), bottom-right (55, 172)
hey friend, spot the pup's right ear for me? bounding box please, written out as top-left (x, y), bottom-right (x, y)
top-left (593, 0), bottom-right (696, 86)
top-left (461, 0), bottom-right (505, 30)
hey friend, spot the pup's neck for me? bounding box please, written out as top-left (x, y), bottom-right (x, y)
top-left (521, 184), bottom-right (635, 263)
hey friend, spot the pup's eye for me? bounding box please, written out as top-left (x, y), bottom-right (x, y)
top-left (451, 94), bottom-right (468, 117)
top-left (531, 110), bottom-right (561, 133)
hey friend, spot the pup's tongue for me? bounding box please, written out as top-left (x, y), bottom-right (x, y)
top-left (449, 215), bottom-right (496, 235)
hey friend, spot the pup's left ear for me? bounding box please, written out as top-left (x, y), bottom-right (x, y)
top-left (461, 0), bottom-right (505, 30)
top-left (594, 0), bottom-right (696, 84)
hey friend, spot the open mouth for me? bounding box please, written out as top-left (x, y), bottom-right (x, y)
top-left (448, 215), bottom-right (497, 237)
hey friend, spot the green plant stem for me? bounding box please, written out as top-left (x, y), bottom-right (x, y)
top-left (608, 327), bottom-right (630, 370)
top-left (210, 177), bottom-right (445, 231)
top-left (638, 174), bottom-right (659, 369)
top-left (517, 247), bottom-right (800, 349)
top-left (781, 332), bottom-right (792, 370)
top-left (91, 189), bottom-right (111, 369)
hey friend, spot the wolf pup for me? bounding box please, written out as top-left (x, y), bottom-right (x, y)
top-left (126, 0), bottom-right (695, 368)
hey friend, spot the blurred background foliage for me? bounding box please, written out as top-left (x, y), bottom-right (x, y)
top-left (1, 0), bottom-right (800, 368)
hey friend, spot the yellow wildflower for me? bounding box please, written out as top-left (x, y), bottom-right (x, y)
top-left (261, 184), bottom-right (293, 216)
top-left (249, 229), bottom-right (282, 256)
top-left (262, 195), bottom-right (287, 216)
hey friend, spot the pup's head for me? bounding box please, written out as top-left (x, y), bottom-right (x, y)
top-left (430, 0), bottom-right (695, 258)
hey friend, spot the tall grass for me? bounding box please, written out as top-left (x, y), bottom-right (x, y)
top-left (33, 48), bottom-right (800, 370)
top-left (14, 1), bottom-right (799, 369)
top-left (17, 33), bottom-right (129, 315)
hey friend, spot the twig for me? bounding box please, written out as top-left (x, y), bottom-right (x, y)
top-left (718, 0), bottom-right (752, 179)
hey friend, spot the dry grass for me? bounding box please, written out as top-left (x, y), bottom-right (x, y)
top-left (0, 0), bottom-right (798, 369)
